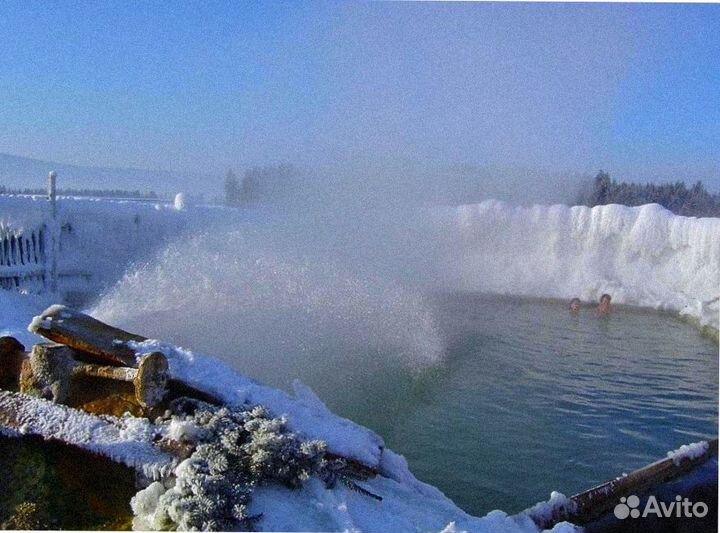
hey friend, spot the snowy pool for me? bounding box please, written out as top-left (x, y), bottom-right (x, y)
top-left (269, 293), bottom-right (718, 516)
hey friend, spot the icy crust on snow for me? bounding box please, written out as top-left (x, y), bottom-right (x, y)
top-left (437, 201), bottom-right (720, 329)
top-left (667, 440), bottom-right (709, 466)
top-left (0, 391), bottom-right (173, 479)
top-left (247, 479), bottom-right (580, 533)
top-left (127, 339), bottom-right (386, 470)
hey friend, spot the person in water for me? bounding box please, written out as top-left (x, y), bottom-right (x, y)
top-left (569, 297), bottom-right (581, 313)
top-left (597, 293), bottom-right (612, 315)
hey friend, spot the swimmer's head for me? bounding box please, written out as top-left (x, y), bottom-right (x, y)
top-left (598, 293), bottom-right (612, 314)
top-left (569, 298), bottom-right (581, 312)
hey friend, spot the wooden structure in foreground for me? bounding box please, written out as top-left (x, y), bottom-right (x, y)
top-left (567, 439), bottom-right (717, 525)
top-left (528, 438), bottom-right (717, 529)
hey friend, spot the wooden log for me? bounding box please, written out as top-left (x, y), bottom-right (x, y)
top-left (20, 343), bottom-right (169, 409)
top-left (0, 336), bottom-right (26, 391)
top-left (29, 305), bottom-right (144, 367)
top-left (570, 439), bottom-right (718, 524)
top-left (24, 343), bottom-right (77, 403)
top-left (529, 439), bottom-right (718, 529)
top-left (73, 352), bottom-right (169, 408)
top-left (0, 390), bottom-right (174, 477)
top-left (30, 305), bottom-right (224, 406)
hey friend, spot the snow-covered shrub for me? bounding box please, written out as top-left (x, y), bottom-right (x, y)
top-left (132, 401), bottom-right (326, 531)
top-left (1, 502), bottom-right (51, 530)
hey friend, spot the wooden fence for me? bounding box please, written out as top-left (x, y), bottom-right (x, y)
top-left (0, 225), bottom-right (49, 291)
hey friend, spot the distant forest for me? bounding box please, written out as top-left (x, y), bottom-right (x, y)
top-left (0, 185), bottom-right (159, 199)
top-left (224, 164), bottom-right (296, 207)
top-left (579, 171), bottom-right (720, 217)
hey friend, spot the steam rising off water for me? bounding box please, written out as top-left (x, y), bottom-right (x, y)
top-left (92, 225), bottom-right (444, 388)
top-left (91, 200), bottom-right (719, 389)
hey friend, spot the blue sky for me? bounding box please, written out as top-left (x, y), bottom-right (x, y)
top-left (0, 2), bottom-right (718, 190)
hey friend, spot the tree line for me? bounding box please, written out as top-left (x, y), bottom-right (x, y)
top-left (221, 165), bottom-right (720, 217)
top-left (0, 185), bottom-right (159, 199)
top-left (579, 171), bottom-right (720, 217)
top-left (223, 164), bottom-right (296, 207)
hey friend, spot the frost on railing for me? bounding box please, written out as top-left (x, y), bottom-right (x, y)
top-left (0, 171), bottom-right (62, 294)
top-left (0, 225), bottom-right (48, 291)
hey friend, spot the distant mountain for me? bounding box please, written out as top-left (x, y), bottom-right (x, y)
top-left (0, 153), bottom-right (214, 198)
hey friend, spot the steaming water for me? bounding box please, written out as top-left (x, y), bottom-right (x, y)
top-left (90, 219), bottom-right (717, 518)
top-left (92, 227), bottom-right (444, 386)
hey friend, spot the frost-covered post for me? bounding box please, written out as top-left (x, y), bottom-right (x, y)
top-left (48, 171), bottom-right (57, 219)
top-left (174, 192), bottom-right (186, 210)
top-left (47, 170), bottom-right (58, 292)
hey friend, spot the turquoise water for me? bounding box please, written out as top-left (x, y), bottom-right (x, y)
top-left (296, 294), bottom-right (718, 516)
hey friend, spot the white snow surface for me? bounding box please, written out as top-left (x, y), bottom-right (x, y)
top-left (127, 338), bottom-right (386, 469)
top-left (0, 195), bottom-right (48, 231)
top-left (0, 194), bottom-right (244, 289)
top-left (434, 201), bottom-right (719, 329)
top-left (667, 440), bottom-right (710, 466)
top-left (246, 479), bottom-right (580, 533)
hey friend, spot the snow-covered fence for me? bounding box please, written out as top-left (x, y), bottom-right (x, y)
top-left (0, 224), bottom-right (49, 291)
top-left (0, 172), bottom-right (60, 293)
top-left (1, 178), bottom-right (236, 301)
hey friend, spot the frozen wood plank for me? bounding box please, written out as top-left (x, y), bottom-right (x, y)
top-left (570, 439), bottom-right (717, 524)
top-left (529, 439), bottom-right (718, 529)
top-left (0, 390), bottom-right (173, 479)
top-left (29, 305), bottom-right (145, 367)
top-left (29, 306), bottom-right (223, 406)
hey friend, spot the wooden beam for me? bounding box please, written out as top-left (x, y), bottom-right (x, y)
top-left (529, 439), bottom-right (718, 529)
top-left (29, 306), bottom-right (223, 406)
top-left (29, 306), bottom-right (144, 367)
top-left (0, 390), bottom-right (173, 476)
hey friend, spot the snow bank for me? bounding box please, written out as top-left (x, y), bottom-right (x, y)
top-left (122, 338), bottom-right (581, 532)
top-left (436, 201), bottom-right (720, 330)
top-left (248, 478), bottom-right (580, 533)
top-left (127, 338), bottom-right (386, 469)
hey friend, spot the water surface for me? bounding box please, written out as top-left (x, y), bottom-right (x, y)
top-left (293, 294), bottom-right (718, 515)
